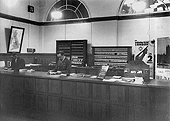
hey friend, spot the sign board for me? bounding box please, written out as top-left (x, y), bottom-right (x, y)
top-left (134, 40), bottom-right (155, 78)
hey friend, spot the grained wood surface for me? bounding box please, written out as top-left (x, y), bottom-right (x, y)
top-left (0, 70), bottom-right (170, 121)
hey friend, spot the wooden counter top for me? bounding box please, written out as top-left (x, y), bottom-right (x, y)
top-left (0, 68), bottom-right (170, 89)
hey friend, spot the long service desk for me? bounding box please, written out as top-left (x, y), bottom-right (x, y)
top-left (0, 70), bottom-right (170, 121)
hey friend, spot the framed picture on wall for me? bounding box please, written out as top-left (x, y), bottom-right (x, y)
top-left (7, 26), bottom-right (25, 53)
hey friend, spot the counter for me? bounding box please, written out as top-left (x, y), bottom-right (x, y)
top-left (0, 69), bottom-right (170, 121)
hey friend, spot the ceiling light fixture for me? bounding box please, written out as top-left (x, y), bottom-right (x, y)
top-left (51, 11), bottom-right (62, 19)
top-left (132, 1), bottom-right (146, 12)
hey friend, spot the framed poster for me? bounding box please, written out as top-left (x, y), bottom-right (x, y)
top-left (7, 26), bottom-right (25, 53)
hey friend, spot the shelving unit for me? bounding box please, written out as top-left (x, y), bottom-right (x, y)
top-left (56, 40), bottom-right (87, 67)
top-left (92, 46), bottom-right (132, 76)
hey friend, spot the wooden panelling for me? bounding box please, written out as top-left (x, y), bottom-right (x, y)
top-left (76, 83), bottom-right (90, 98)
top-left (153, 88), bottom-right (170, 112)
top-left (36, 79), bottom-right (48, 92)
top-left (0, 91), bottom-right (2, 107)
top-left (110, 85), bottom-right (127, 104)
top-left (1, 91), bottom-right (13, 105)
top-left (62, 98), bottom-right (75, 115)
top-left (23, 56), bottom-right (34, 64)
top-left (87, 68), bottom-right (99, 75)
top-left (128, 87), bottom-right (150, 121)
top-left (76, 100), bottom-right (91, 119)
top-left (92, 84), bottom-right (110, 100)
top-left (0, 75), bottom-right (1, 89)
top-left (24, 77), bottom-right (35, 91)
top-left (152, 110), bottom-right (170, 121)
top-left (110, 104), bottom-right (127, 121)
top-left (0, 72), bottom-right (170, 121)
top-left (13, 77), bottom-right (23, 91)
top-left (128, 87), bottom-right (149, 107)
top-left (12, 91), bottom-right (23, 107)
top-left (48, 96), bottom-right (61, 112)
top-left (23, 92), bottom-right (36, 109)
top-left (0, 53), bottom-right (56, 66)
top-left (36, 94), bottom-right (47, 111)
top-left (1, 75), bottom-right (13, 90)
top-left (75, 69), bottom-right (86, 74)
top-left (128, 106), bottom-right (150, 121)
top-left (62, 81), bottom-right (76, 96)
top-left (92, 102), bottom-right (109, 120)
top-left (49, 80), bottom-right (61, 94)
top-left (150, 88), bottom-right (170, 121)
top-left (72, 67), bottom-right (100, 75)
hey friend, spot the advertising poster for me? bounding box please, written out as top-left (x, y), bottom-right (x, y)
top-left (156, 37), bottom-right (170, 81)
top-left (134, 40), bottom-right (155, 78)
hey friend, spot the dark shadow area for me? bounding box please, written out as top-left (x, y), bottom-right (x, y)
top-left (5, 28), bottom-right (11, 52)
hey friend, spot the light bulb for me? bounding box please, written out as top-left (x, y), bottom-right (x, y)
top-left (51, 11), bottom-right (62, 19)
top-left (132, 1), bottom-right (146, 12)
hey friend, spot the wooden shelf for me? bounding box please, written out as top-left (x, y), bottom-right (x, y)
top-left (56, 40), bottom-right (87, 67)
top-left (92, 46), bottom-right (132, 76)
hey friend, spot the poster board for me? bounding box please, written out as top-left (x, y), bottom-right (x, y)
top-left (134, 40), bottom-right (155, 78)
top-left (156, 37), bottom-right (170, 81)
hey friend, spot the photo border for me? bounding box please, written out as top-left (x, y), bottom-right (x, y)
top-left (7, 26), bottom-right (25, 53)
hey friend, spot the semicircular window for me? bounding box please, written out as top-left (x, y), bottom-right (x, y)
top-left (119, 0), bottom-right (170, 15)
top-left (46, 0), bottom-right (90, 21)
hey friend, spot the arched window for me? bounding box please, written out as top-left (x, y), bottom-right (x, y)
top-left (119, 0), bottom-right (170, 15)
top-left (46, 0), bottom-right (90, 21)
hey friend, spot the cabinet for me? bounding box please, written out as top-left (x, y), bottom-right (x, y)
top-left (56, 40), bottom-right (87, 67)
top-left (92, 46), bottom-right (132, 76)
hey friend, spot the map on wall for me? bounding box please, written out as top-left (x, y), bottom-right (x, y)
top-left (7, 26), bottom-right (25, 53)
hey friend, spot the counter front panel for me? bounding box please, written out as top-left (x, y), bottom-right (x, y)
top-left (0, 70), bottom-right (170, 121)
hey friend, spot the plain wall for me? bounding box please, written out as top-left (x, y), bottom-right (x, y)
top-left (0, 0), bottom-right (170, 55)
